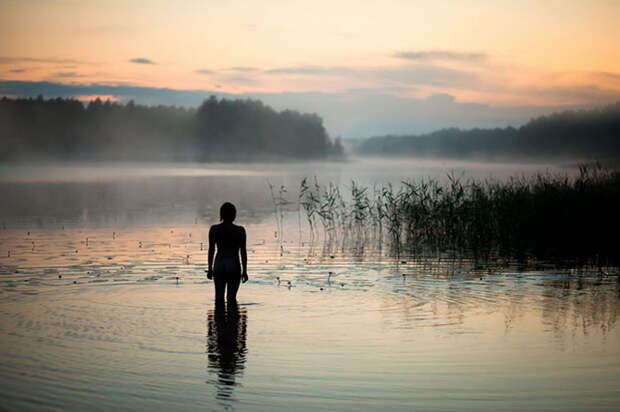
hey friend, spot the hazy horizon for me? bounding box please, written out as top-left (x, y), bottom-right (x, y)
top-left (3, 81), bottom-right (617, 138)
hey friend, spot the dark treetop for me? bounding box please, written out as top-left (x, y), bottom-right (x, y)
top-left (0, 95), bottom-right (344, 161)
top-left (357, 102), bottom-right (620, 161)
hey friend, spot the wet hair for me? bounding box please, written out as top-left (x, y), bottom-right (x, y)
top-left (220, 202), bottom-right (237, 222)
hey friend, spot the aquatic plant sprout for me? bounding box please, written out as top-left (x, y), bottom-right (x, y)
top-left (267, 181), bottom-right (290, 251)
top-left (291, 164), bottom-right (620, 268)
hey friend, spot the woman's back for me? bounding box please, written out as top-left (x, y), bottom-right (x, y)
top-left (210, 222), bottom-right (244, 256)
top-left (207, 202), bottom-right (248, 303)
top-left (210, 222), bottom-right (245, 272)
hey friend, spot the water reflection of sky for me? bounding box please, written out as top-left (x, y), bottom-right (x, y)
top-left (0, 160), bottom-right (617, 410)
top-left (1, 276), bottom-right (617, 410)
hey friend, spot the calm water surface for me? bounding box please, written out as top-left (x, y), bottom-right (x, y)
top-left (0, 160), bottom-right (618, 411)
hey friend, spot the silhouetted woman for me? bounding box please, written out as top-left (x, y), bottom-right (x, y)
top-left (207, 202), bottom-right (248, 303)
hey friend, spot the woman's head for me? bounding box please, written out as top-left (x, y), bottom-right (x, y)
top-left (220, 202), bottom-right (237, 223)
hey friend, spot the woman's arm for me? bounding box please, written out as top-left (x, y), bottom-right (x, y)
top-left (240, 227), bottom-right (248, 282)
top-left (207, 226), bottom-right (215, 279)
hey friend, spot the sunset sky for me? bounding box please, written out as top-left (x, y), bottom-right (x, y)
top-left (1, 0), bottom-right (620, 136)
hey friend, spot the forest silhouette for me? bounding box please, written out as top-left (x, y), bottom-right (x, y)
top-left (357, 102), bottom-right (620, 160)
top-left (0, 95), bottom-right (344, 161)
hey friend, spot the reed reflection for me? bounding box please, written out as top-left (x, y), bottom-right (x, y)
top-left (540, 275), bottom-right (620, 339)
top-left (206, 302), bottom-right (248, 400)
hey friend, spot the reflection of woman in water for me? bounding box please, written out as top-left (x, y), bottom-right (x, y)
top-left (206, 302), bottom-right (248, 400)
top-left (207, 202), bottom-right (248, 303)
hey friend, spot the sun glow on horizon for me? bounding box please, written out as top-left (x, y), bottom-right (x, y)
top-left (1, 0), bottom-right (619, 107)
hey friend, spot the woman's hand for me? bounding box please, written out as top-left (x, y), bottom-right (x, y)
top-left (241, 272), bottom-right (248, 283)
top-left (206, 269), bottom-right (213, 280)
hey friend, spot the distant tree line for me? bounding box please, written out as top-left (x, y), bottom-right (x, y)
top-left (357, 103), bottom-right (620, 160)
top-left (0, 95), bottom-right (344, 161)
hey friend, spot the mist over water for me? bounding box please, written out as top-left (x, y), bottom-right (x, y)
top-left (0, 159), bottom-right (618, 411)
top-left (0, 159), bottom-right (565, 226)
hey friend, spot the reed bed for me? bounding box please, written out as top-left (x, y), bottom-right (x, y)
top-left (295, 164), bottom-right (620, 267)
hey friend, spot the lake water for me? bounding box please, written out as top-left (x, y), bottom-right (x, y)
top-left (1, 159), bottom-right (618, 411)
